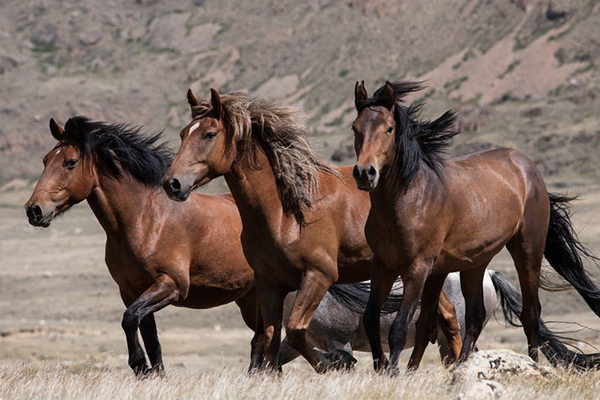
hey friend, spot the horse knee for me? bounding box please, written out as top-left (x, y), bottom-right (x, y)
top-left (122, 308), bottom-right (140, 333)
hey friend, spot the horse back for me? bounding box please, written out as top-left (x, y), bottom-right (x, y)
top-left (435, 148), bottom-right (549, 271)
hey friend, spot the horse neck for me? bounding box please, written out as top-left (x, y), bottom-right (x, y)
top-left (224, 149), bottom-right (288, 231)
top-left (86, 170), bottom-right (161, 238)
top-left (371, 164), bottom-right (446, 214)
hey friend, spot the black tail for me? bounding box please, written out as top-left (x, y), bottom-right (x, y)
top-left (491, 271), bottom-right (600, 370)
top-left (545, 193), bottom-right (600, 316)
top-left (327, 280), bottom-right (404, 315)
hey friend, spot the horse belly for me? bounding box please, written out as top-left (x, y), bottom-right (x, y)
top-left (175, 285), bottom-right (250, 309)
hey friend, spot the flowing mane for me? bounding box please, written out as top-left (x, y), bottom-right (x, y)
top-left (358, 81), bottom-right (459, 193)
top-left (191, 92), bottom-right (339, 225)
top-left (62, 116), bottom-right (172, 187)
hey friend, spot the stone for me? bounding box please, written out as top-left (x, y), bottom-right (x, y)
top-left (451, 349), bottom-right (556, 386)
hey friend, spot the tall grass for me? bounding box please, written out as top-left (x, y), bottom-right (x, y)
top-left (2, 357), bottom-right (600, 400)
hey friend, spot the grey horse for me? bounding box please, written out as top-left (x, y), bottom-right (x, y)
top-left (280, 272), bottom-right (495, 366)
top-left (281, 271), bottom-right (600, 370)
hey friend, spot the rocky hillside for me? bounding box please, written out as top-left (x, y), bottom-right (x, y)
top-left (1, 0), bottom-right (599, 187)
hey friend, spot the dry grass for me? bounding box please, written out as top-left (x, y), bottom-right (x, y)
top-left (2, 357), bottom-right (600, 400)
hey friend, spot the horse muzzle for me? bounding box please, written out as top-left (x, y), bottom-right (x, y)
top-left (25, 203), bottom-right (54, 227)
top-left (353, 164), bottom-right (379, 191)
top-left (162, 176), bottom-right (192, 202)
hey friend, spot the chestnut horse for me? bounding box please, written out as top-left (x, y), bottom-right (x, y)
top-left (351, 80), bottom-right (600, 372)
top-left (25, 117), bottom-right (258, 377)
top-left (162, 89), bottom-right (463, 372)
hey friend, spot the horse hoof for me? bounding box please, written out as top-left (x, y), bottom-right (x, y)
top-left (373, 357), bottom-right (390, 373)
top-left (387, 366), bottom-right (402, 377)
top-left (317, 349), bottom-right (357, 373)
top-left (133, 365), bottom-right (151, 379)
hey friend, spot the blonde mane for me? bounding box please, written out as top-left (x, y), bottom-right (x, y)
top-left (192, 92), bottom-right (339, 225)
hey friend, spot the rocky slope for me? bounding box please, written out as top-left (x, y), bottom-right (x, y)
top-left (0, 0), bottom-right (599, 187)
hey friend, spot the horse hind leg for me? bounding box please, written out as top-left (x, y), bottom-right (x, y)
top-left (459, 265), bottom-right (488, 362)
top-left (254, 280), bottom-right (286, 372)
top-left (506, 228), bottom-right (544, 362)
top-left (234, 288), bottom-right (266, 373)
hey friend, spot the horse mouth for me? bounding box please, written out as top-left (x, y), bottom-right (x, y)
top-left (27, 214), bottom-right (53, 227)
top-left (356, 181), bottom-right (376, 192)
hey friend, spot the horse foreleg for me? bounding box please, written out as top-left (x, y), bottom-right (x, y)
top-left (121, 276), bottom-right (180, 377)
top-left (285, 270), bottom-right (341, 373)
top-left (139, 314), bottom-right (164, 376)
top-left (364, 266), bottom-right (398, 373)
top-left (459, 266), bottom-right (488, 362)
top-left (408, 274), bottom-right (450, 370)
top-left (255, 279), bottom-right (286, 372)
top-left (436, 289), bottom-right (462, 366)
top-left (389, 267), bottom-right (428, 372)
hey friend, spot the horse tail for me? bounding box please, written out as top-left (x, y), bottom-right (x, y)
top-left (544, 193), bottom-right (600, 316)
top-left (327, 280), bottom-right (404, 315)
top-left (491, 270), bottom-right (600, 370)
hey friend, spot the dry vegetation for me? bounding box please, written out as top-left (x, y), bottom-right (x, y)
top-left (3, 357), bottom-right (600, 400)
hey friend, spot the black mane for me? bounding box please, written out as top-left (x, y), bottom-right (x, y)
top-left (361, 81), bottom-right (459, 192)
top-left (62, 116), bottom-right (172, 187)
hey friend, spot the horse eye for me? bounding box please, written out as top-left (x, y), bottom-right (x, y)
top-left (64, 159), bottom-right (78, 169)
top-left (386, 127), bottom-right (394, 134)
top-left (204, 132), bottom-right (217, 140)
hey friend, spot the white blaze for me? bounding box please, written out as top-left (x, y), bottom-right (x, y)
top-left (188, 122), bottom-right (200, 136)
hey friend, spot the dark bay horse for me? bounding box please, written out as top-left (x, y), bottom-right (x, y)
top-left (351, 80), bottom-right (600, 372)
top-left (24, 117), bottom-right (258, 377)
top-left (162, 89), bottom-right (463, 372)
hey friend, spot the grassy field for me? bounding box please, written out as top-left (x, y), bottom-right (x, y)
top-left (3, 185), bottom-right (600, 399)
top-left (3, 357), bottom-right (600, 400)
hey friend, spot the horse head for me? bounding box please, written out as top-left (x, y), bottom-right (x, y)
top-left (163, 88), bottom-right (236, 201)
top-left (351, 81), bottom-right (397, 191)
top-left (25, 118), bottom-right (97, 227)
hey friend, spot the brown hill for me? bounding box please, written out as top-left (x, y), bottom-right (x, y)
top-left (0, 0), bottom-right (599, 187)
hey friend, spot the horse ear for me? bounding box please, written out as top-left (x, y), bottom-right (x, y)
top-left (381, 81), bottom-right (395, 109)
top-left (187, 88), bottom-right (200, 108)
top-left (49, 118), bottom-right (64, 141)
top-left (64, 117), bottom-right (82, 139)
top-left (355, 81), bottom-right (368, 110)
top-left (210, 88), bottom-right (223, 119)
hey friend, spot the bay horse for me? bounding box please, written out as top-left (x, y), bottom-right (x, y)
top-left (351, 80), bottom-right (600, 372)
top-left (24, 117), bottom-right (258, 377)
top-left (162, 89), bottom-right (463, 372)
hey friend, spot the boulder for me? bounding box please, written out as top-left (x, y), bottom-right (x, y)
top-left (451, 349), bottom-right (556, 386)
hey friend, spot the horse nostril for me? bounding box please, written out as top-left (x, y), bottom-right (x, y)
top-left (170, 178), bottom-right (181, 193)
top-left (27, 204), bottom-right (42, 222)
top-left (367, 166), bottom-right (377, 177)
top-left (352, 166), bottom-right (360, 181)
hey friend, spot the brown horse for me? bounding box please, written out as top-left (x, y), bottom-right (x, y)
top-left (24, 117), bottom-right (258, 377)
top-left (162, 89), bottom-right (463, 372)
top-left (351, 80), bottom-right (600, 372)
